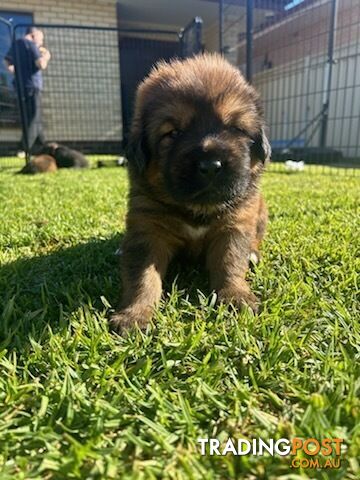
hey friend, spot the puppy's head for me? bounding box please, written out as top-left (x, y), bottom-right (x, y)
top-left (128, 54), bottom-right (270, 210)
top-left (39, 142), bottom-right (59, 156)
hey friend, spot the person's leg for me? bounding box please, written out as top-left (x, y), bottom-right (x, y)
top-left (19, 97), bottom-right (30, 153)
top-left (33, 90), bottom-right (46, 148)
top-left (23, 89), bottom-right (45, 154)
top-left (16, 82), bottom-right (28, 154)
top-left (22, 89), bottom-right (37, 154)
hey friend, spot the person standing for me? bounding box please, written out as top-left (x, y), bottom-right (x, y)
top-left (5, 27), bottom-right (51, 156)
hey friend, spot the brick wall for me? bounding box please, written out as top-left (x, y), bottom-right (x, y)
top-left (0, 0), bottom-right (121, 147)
top-left (4, 0), bottom-right (118, 26)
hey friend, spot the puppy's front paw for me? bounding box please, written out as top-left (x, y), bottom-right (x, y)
top-left (109, 306), bottom-right (152, 334)
top-left (217, 284), bottom-right (259, 314)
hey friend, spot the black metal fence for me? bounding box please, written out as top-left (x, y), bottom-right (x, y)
top-left (0, 17), bottom-right (202, 168)
top-left (219, 0), bottom-right (360, 174)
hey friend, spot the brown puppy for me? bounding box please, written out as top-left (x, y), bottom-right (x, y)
top-left (18, 154), bottom-right (57, 174)
top-left (110, 53), bottom-right (271, 333)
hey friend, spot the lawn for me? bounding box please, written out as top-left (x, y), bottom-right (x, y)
top-left (0, 162), bottom-right (359, 479)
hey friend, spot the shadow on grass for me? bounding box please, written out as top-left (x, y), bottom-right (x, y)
top-left (0, 235), bottom-right (210, 349)
top-left (0, 235), bottom-right (123, 348)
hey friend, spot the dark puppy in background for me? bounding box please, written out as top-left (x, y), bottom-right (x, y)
top-left (42, 143), bottom-right (89, 169)
top-left (110, 54), bottom-right (271, 333)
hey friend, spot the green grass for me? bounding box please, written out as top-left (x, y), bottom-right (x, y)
top-left (0, 162), bottom-right (359, 479)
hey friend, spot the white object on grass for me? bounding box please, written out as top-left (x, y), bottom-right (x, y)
top-left (285, 160), bottom-right (305, 171)
top-left (117, 156), bottom-right (128, 166)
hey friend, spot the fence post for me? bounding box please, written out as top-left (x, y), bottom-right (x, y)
top-left (319, 0), bottom-right (338, 148)
top-left (194, 16), bottom-right (203, 54)
top-left (178, 17), bottom-right (203, 58)
top-left (246, 0), bottom-right (254, 83)
top-left (219, 0), bottom-right (224, 54)
top-left (13, 25), bottom-right (30, 163)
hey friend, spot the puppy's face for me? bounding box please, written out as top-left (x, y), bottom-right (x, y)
top-left (39, 142), bottom-right (59, 156)
top-left (128, 54), bottom-right (270, 209)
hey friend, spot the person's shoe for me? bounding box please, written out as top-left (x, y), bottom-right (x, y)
top-left (17, 150), bottom-right (26, 159)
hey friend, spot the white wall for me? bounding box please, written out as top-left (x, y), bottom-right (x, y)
top-left (253, 41), bottom-right (360, 158)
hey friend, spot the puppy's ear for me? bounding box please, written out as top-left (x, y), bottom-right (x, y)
top-left (250, 126), bottom-right (271, 165)
top-left (125, 119), bottom-right (150, 174)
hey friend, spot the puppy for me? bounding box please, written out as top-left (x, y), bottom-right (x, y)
top-left (110, 54), bottom-right (271, 333)
top-left (41, 143), bottom-right (89, 169)
top-left (18, 154), bottom-right (57, 174)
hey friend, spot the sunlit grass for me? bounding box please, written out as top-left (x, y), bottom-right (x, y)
top-left (0, 162), bottom-right (359, 479)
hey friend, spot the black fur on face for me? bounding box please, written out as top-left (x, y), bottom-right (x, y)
top-left (153, 104), bottom-right (256, 206)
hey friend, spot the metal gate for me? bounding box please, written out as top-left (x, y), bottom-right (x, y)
top-left (0, 17), bottom-right (203, 166)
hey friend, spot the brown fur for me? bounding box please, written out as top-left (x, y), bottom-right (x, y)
top-left (18, 154), bottom-right (58, 174)
top-left (110, 54), bottom-right (271, 333)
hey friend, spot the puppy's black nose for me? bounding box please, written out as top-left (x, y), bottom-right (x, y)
top-left (198, 159), bottom-right (222, 178)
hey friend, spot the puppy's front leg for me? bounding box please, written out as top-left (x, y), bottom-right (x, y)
top-left (206, 229), bottom-right (258, 313)
top-left (110, 233), bottom-right (174, 333)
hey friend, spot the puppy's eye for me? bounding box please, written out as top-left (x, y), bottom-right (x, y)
top-left (229, 126), bottom-right (248, 136)
top-left (162, 129), bottom-right (182, 140)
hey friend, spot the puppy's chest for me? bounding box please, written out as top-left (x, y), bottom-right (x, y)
top-left (183, 224), bottom-right (210, 241)
top-left (179, 223), bottom-right (210, 257)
